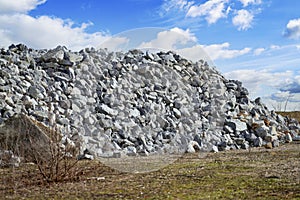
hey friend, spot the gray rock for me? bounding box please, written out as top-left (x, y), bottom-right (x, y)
top-left (58, 117), bottom-right (69, 126)
top-left (129, 108), bottom-right (140, 117)
top-left (211, 145), bottom-right (219, 153)
top-left (276, 114), bottom-right (285, 124)
top-left (224, 125), bottom-right (234, 133)
top-left (272, 140), bottom-right (280, 148)
top-left (33, 110), bottom-right (48, 121)
top-left (97, 104), bottom-right (118, 116)
top-left (0, 78), bottom-right (6, 85)
top-left (226, 82), bottom-right (238, 90)
top-left (193, 134), bottom-right (202, 146)
top-left (235, 138), bottom-right (245, 145)
top-left (78, 154), bottom-right (94, 160)
top-left (66, 52), bottom-right (83, 63)
top-left (59, 59), bottom-right (73, 66)
top-left (3, 110), bottom-right (15, 119)
top-left (254, 97), bottom-right (262, 105)
top-left (0, 85), bottom-right (11, 92)
top-left (186, 141), bottom-right (201, 153)
top-left (269, 125), bottom-right (277, 136)
top-left (285, 133), bottom-right (293, 143)
top-left (190, 76), bottom-right (202, 87)
top-left (5, 97), bottom-right (15, 107)
top-left (28, 86), bottom-right (43, 99)
top-left (126, 146), bottom-right (137, 156)
top-left (77, 149), bottom-right (94, 160)
top-left (264, 134), bottom-right (278, 142)
top-left (240, 141), bottom-right (249, 149)
top-left (255, 125), bottom-right (269, 138)
top-left (254, 137), bottom-right (263, 147)
top-left (173, 108), bottom-right (182, 119)
top-left (59, 99), bottom-right (71, 109)
top-left (226, 119), bottom-right (247, 132)
top-left (223, 134), bottom-right (234, 145)
top-left (42, 46), bottom-right (65, 62)
top-left (292, 134), bottom-right (300, 141)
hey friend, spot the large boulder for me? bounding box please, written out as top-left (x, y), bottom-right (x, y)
top-left (0, 114), bottom-right (57, 163)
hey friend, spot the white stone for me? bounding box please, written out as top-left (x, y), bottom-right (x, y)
top-left (99, 104), bottom-right (118, 116)
top-left (173, 108), bottom-right (181, 119)
top-left (226, 119), bottom-right (247, 132)
top-left (285, 133), bottom-right (293, 143)
top-left (186, 141), bottom-right (201, 153)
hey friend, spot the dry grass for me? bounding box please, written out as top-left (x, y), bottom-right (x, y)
top-left (277, 111), bottom-right (300, 123)
top-left (1, 142), bottom-right (299, 199)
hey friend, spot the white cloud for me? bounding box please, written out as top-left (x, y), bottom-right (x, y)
top-left (280, 75), bottom-right (300, 94)
top-left (160, 0), bottom-right (264, 31)
top-left (0, 0), bottom-right (46, 14)
top-left (201, 42), bottom-right (251, 60)
top-left (0, 1), bottom-right (112, 50)
top-left (138, 28), bottom-right (251, 62)
top-left (186, 0), bottom-right (229, 24)
top-left (239, 0), bottom-right (262, 7)
top-left (176, 45), bottom-right (213, 63)
top-left (224, 69), bottom-right (294, 93)
top-left (232, 9), bottom-right (253, 30)
top-left (254, 47), bottom-right (265, 55)
top-left (284, 18), bottom-right (300, 39)
top-left (270, 44), bottom-right (280, 50)
top-left (219, 44), bottom-right (300, 76)
top-left (220, 44), bottom-right (300, 111)
top-left (98, 36), bottom-right (130, 51)
top-left (177, 42), bottom-right (251, 61)
top-left (224, 69), bottom-right (300, 111)
top-left (224, 68), bottom-right (300, 111)
top-left (138, 27), bottom-right (197, 50)
top-left (263, 93), bottom-right (300, 111)
top-left (162, 0), bottom-right (194, 12)
top-left (271, 91), bottom-right (292, 100)
top-left (0, 13), bottom-right (110, 50)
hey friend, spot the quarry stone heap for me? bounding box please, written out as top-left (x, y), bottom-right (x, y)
top-left (0, 44), bottom-right (299, 161)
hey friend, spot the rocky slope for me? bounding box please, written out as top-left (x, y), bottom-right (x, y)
top-left (0, 44), bottom-right (299, 160)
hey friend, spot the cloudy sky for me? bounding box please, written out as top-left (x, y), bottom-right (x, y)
top-left (0, 0), bottom-right (300, 110)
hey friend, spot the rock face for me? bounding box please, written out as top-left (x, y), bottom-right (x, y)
top-left (0, 44), bottom-right (300, 160)
top-left (0, 114), bottom-right (56, 163)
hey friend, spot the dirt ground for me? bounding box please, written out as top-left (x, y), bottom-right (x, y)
top-left (0, 141), bottom-right (299, 200)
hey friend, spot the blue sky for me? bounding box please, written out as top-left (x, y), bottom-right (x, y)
top-left (0, 0), bottom-right (300, 110)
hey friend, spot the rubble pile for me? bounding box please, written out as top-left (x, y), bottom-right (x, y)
top-left (0, 44), bottom-right (299, 163)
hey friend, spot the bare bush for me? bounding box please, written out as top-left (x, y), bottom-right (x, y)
top-left (0, 114), bottom-right (80, 183)
top-left (29, 125), bottom-right (80, 182)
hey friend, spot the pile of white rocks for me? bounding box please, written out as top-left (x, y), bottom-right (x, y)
top-left (0, 44), bottom-right (299, 160)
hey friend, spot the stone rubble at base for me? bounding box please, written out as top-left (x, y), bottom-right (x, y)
top-left (0, 44), bottom-right (299, 165)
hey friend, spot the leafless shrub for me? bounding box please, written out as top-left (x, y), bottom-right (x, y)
top-left (271, 94), bottom-right (293, 112)
top-left (29, 124), bottom-right (80, 182)
top-left (0, 114), bottom-right (81, 183)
